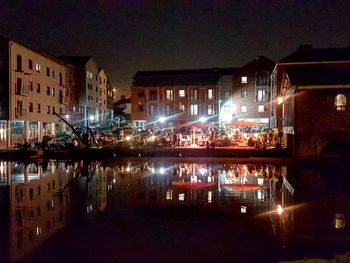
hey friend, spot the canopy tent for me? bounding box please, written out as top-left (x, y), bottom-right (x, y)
top-left (225, 120), bottom-right (264, 127)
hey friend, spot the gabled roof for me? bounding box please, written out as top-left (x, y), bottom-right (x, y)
top-left (233, 56), bottom-right (275, 77)
top-left (132, 68), bottom-right (237, 87)
top-left (279, 46), bottom-right (350, 64)
top-left (287, 65), bottom-right (350, 86)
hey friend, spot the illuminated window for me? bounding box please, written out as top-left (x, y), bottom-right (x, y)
top-left (208, 89), bottom-right (215, 99)
top-left (36, 103), bottom-right (41, 113)
top-left (35, 63), bottom-right (41, 72)
top-left (190, 104), bottom-right (198, 116)
top-left (241, 90), bottom-right (248, 98)
top-left (179, 103), bottom-right (185, 112)
top-left (257, 89), bottom-right (267, 102)
top-left (258, 105), bottom-right (265, 112)
top-left (240, 105), bottom-right (247, 113)
top-left (335, 94), bottom-right (346, 111)
top-left (166, 89), bottom-right (173, 100)
top-left (224, 91), bottom-right (231, 99)
top-left (179, 89), bottom-right (185, 97)
top-left (241, 76), bottom-right (247, 83)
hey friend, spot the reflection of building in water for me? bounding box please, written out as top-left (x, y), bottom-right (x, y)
top-left (132, 161), bottom-right (288, 217)
top-left (0, 160), bottom-right (71, 262)
top-left (72, 161), bottom-right (107, 217)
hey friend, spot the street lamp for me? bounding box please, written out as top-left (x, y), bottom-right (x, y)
top-left (199, 116), bottom-right (207, 123)
top-left (158, 117), bottom-right (166, 123)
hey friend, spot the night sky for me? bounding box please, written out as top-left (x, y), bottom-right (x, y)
top-left (0, 0), bottom-right (349, 97)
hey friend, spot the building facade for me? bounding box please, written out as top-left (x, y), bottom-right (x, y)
top-left (232, 56), bottom-right (275, 126)
top-left (131, 68), bottom-right (236, 131)
top-left (271, 45), bottom-right (350, 159)
top-left (0, 37), bottom-right (70, 147)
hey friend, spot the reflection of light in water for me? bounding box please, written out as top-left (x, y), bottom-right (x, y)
top-left (333, 213), bottom-right (346, 229)
top-left (208, 191), bottom-right (212, 203)
top-left (178, 193), bottom-right (185, 201)
top-left (113, 178), bottom-right (116, 184)
top-left (166, 189), bottom-right (173, 200)
top-left (256, 190), bottom-right (264, 200)
top-left (277, 205), bottom-right (283, 215)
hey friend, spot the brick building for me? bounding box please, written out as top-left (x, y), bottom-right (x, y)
top-left (232, 56), bottom-right (275, 126)
top-left (131, 68), bottom-right (237, 131)
top-left (271, 45), bottom-right (350, 159)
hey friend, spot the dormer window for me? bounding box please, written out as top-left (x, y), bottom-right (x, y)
top-left (335, 94), bottom-right (346, 111)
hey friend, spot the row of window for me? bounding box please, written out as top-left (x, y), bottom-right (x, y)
top-left (138, 88), bottom-right (221, 101)
top-left (27, 101), bottom-right (63, 115)
top-left (138, 103), bottom-right (266, 115)
top-left (16, 55), bottom-right (63, 85)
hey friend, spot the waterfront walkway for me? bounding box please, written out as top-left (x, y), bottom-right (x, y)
top-left (0, 145), bottom-right (290, 160)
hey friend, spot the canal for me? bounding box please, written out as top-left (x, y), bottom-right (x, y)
top-left (0, 158), bottom-right (349, 262)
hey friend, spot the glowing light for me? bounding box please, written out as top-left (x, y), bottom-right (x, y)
top-left (277, 97), bottom-right (284, 105)
top-left (159, 167), bottom-right (165, 174)
top-left (89, 115), bottom-right (95, 121)
top-left (158, 117), bottom-right (166, 123)
top-left (277, 205), bottom-right (283, 215)
top-left (241, 206), bottom-right (247, 214)
top-left (65, 114), bottom-right (69, 120)
top-left (199, 116), bottom-right (207, 123)
top-left (125, 135), bottom-right (132, 141)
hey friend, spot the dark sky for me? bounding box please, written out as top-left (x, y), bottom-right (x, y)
top-left (1, 0), bottom-right (350, 96)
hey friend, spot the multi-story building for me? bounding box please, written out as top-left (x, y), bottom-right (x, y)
top-left (106, 80), bottom-right (116, 120)
top-left (232, 56), bottom-right (275, 126)
top-left (271, 45), bottom-right (350, 159)
top-left (0, 36), bottom-right (70, 147)
top-left (61, 56), bottom-right (103, 128)
top-left (131, 68), bottom-right (236, 131)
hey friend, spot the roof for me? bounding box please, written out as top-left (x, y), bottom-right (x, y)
top-left (279, 46), bottom-right (350, 64)
top-left (287, 65), bottom-right (350, 86)
top-left (132, 68), bottom-right (237, 87)
top-left (233, 56), bottom-right (275, 77)
top-left (60, 56), bottom-right (93, 65)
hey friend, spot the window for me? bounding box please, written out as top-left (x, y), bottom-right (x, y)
top-left (47, 86), bottom-right (50, 96)
top-left (258, 105), bottom-right (265, 112)
top-left (28, 59), bottom-right (33, 70)
top-left (150, 104), bottom-right (157, 116)
top-left (208, 104), bottom-right (215, 115)
top-left (51, 69), bottom-right (55, 78)
top-left (37, 83), bottom-right (41, 93)
top-left (37, 103), bottom-right (41, 113)
top-left (16, 55), bottom-right (22, 71)
top-left (35, 63), bottom-right (41, 72)
top-left (166, 105), bottom-right (173, 115)
top-left (138, 91), bottom-right (144, 98)
top-left (241, 90), bottom-right (248, 98)
top-left (335, 94), bottom-right (347, 111)
top-left (190, 89), bottom-right (198, 100)
top-left (179, 89), bottom-right (185, 97)
top-left (59, 73), bottom-right (63, 85)
top-left (29, 102), bottom-right (33, 113)
top-left (179, 103), bottom-right (185, 112)
top-left (150, 90), bottom-right (157, 101)
top-left (47, 105), bottom-right (51, 114)
top-left (224, 91), bottom-right (231, 99)
top-left (46, 67), bottom-right (50, 77)
top-left (15, 78), bottom-right (22, 95)
top-left (190, 104), bottom-right (198, 116)
top-left (29, 81), bottom-right (33, 91)
top-left (208, 89), bottom-right (215, 99)
top-left (52, 106), bottom-right (55, 114)
top-left (138, 101), bottom-right (144, 112)
top-left (241, 76), bottom-right (247, 83)
top-left (166, 89), bottom-right (173, 100)
top-left (257, 89), bottom-right (267, 102)
top-left (51, 87), bottom-right (55, 96)
top-left (240, 105), bottom-right (247, 113)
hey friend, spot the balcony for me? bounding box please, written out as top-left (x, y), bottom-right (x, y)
top-left (15, 84), bottom-right (29, 96)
